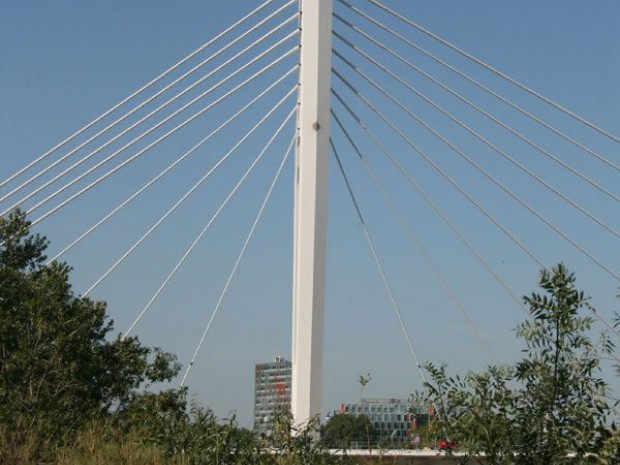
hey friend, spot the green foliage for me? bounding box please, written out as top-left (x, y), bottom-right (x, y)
top-left (119, 389), bottom-right (265, 465)
top-left (0, 211), bottom-right (338, 464)
top-left (596, 422), bottom-right (620, 465)
top-left (262, 409), bottom-right (333, 465)
top-left (355, 373), bottom-right (375, 453)
top-left (11, 208), bottom-right (619, 464)
top-left (321, 413), bottom-right (375, 449)
top-left (358, 373), bottom-right (371, 393)
top-left (0, 211), bottom-right (179, 458)
top-left (514, 264), bottom-right (608, 463)
top-left (424, 264), bottom-right (613, 464)
top-left (424, 364), bottom-right (516, 463)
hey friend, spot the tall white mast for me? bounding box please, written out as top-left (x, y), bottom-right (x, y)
top-left (292, 0), bottom-right (333, 429)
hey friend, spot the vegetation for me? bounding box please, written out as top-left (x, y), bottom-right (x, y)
top-left (357, 374), bottom-right (374, 453)
top-left (0, 210), bottom-right (182, 460)
top-left (321, 413), bottom-right (375, 449)
top-left (424, 263), bottom-right (620, 464)
top-left (0, 211), bottom-right (332, 464)
top-left (2, 210), bottom-right (620, 464)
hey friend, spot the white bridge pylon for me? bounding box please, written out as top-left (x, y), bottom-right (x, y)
top-left (292, 0), bottom-right (333, 429)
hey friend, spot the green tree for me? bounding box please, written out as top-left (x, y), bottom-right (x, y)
top-left (424, 264), bottom-right (612, 464)
top-left (0, 210), bottom-right (346, 464)
top-left (0, 210), bottom-right (179, 454)
top-left (321, 413), bottom-right (375, 449)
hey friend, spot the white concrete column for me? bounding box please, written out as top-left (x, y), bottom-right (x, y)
top-left (292, 0), bottom-right (333, 430)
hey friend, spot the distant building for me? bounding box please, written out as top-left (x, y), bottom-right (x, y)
top-left (254, 356), bottom-right (292, 433)
top-left (337, 398), bottom-right (431, 445)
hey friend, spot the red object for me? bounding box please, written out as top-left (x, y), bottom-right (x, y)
top-left (270, 376), bottom-right (287, 398)
top-left (275, 382), bottom-right (286, 396)
top-left (437, 440), bottom-right (457, 451)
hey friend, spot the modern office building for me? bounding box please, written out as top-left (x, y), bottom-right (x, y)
top-left (336, 397), bottom-right (431, 445)
top-left (254, 356), bottom-right (292, 433)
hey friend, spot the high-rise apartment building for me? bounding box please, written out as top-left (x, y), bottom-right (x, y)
top-left (254, 356), bottom-right (292, 433)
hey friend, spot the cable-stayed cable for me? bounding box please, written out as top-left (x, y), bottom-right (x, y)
top-left (360, 0), bottom-right (620, 143)
top-left (334, 102), bottom-right (620, 356)
top-left (1, 8), bottom-right (298, 204)
top-left (332, 23), bottom-right (620, 203)
top-left (332, 80), bottom-right (620, 336)
top-left (181, 136), bottom-right (294, 387)
top-left (331, 109), bottom-right (497, 362)
top-left (330, 138), bottom-right (428, 385)
top-left (48, 69), bottom-right (297, 264)
top-left (4, 32), bottom-right (299, 218)
top-left (0, 0), bottom-right (283, 190)
top-left (82, 87), bottom-right (297, 296)
top-left (123, 107), bottom-right (296, 338)
top-left (332, 62), bottom-right (620, 282)
top-left (27, 48), bottom-right (298, 227)
top-left (332, 68), bottom-right (543, 269)
top-left (332, 45), bottom-right (620, 242)
top-left (336, 0), bottom-right (620, 173)
top-left (331, 89), bottom-right (527, 315)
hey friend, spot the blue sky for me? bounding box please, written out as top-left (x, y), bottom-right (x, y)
top-left (1, 0), bottom-right (619, 427)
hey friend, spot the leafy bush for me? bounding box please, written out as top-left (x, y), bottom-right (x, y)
top-left (424, 264), bottom-right (614, 464)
